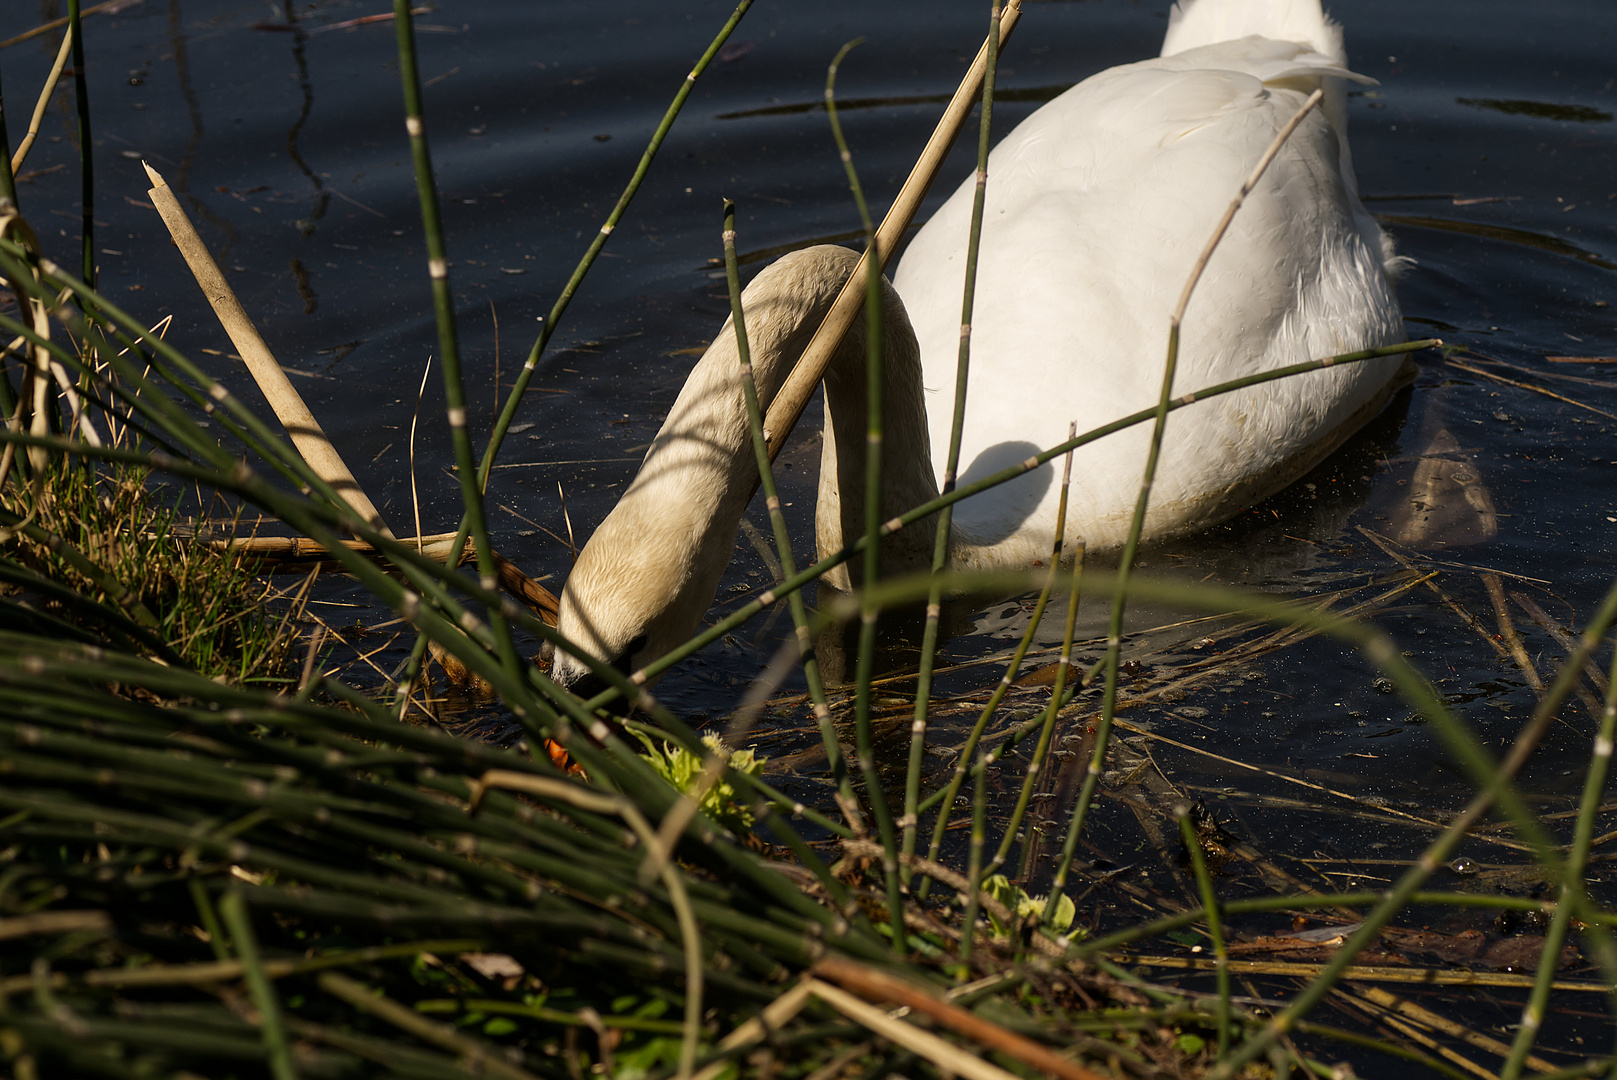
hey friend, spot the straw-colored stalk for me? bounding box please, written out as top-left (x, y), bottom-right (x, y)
top-left (761, 0), bottom-right (1025, 460)
top-left (142, 163), bottom-right (391, 538)
top-left (10, 26), bottom-right (74, 175)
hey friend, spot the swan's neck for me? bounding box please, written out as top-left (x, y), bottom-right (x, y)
top-left (813, 279), bottom-right (941, 592)
top-left (552, 245), bottom-right (940, 683)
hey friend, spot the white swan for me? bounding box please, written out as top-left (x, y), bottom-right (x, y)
top-left (550, 0), bottom-right (1408, 690)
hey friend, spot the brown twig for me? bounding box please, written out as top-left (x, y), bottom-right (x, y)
top-left (219, 531), bottom-right (559, 623)
top-left (813, 956), bottom-right (1109, 1080)
top-left (1445, 358), bottom-right (1617, 423)
top-left (1481, 573), bottom-right (1544, 692)
top-left (1357, 527), bottom-right (1513, 663)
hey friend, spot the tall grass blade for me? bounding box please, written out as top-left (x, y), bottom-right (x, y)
top-left (721, 200), bottom-right (862, 832)
top-left (390, 0), bottom-right (516, 677)
top-left (827, 37), bottom-right (906, 955)
top-left (906, 0), bottom-right (1002, 886)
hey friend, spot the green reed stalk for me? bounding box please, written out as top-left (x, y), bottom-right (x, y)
top-left (1501, 632), bottom-right (1617, 1079)
top-left (67, 0), bottom-right (92, 287)
top-left (1045, 90), bottom-right (1328, 904)
top-left (391, 0), bottom-right (516, 678)
top-left (721, 200), bottom-right (861, 833)
top-left (1018, 539), bottom-right (1083, 882)
top-left (219, 889), bottom-right (298, 1080)
top-left (1177, 806), bottom-right (1231, 1058)
top-left (603, 338), bottom-right (1437, 695)
top-left (0, 63), bottom-right (18, 207)
top-left (982, 429), bottom-right (1078, 881)
top-left (905, 0), bottom-right (1002, 881)
top-left (918, 545), bottom-right (1064, 876)
top-left (827, 39), bottom-right (905, 954)
top-left (476, 0), bottom-right (752, 490)
top-left (187, 877), bottom-right (231, 962)
top-left (960, 752), bottom-right (987, 963)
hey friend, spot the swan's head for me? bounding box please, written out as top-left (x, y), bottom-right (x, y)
top-left (547, 332), bottom-right (762, 697)
top-left (548, 489), bottom-right (730, 697)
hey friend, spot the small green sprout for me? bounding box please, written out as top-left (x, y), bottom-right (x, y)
top-left (979, 874), bottom-right (1080, 939)
top-left (643, 734), bottom-right (764, 832)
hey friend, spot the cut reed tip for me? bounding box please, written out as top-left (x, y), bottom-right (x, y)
top-left (142, 161), bottom-right (166, 188)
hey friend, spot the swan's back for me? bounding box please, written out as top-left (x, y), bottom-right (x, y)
top-left (893, 0), bottom-right (1404, 559)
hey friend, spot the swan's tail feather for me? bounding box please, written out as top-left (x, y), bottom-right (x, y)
top-left (1162, 0), bottom-right (1345, 67)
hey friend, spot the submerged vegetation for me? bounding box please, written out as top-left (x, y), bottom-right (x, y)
top-left (1, 2), bottom-right (1615, 1079)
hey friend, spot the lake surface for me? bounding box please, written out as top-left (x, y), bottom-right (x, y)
top-left (5, 0), bottom-right (1616, 1066)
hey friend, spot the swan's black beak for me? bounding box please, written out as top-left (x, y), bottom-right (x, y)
top-left (546, 634), bottom-right (648, 715)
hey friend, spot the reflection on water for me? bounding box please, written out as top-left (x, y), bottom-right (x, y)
top-left (1456, 97), bottom-right (1613, 124)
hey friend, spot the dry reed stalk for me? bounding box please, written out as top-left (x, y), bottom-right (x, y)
top-left (1446, 357), bottom-right (1617, 422)
top-left (10, 26), bottom-right (73, 174)
top-left (814, 956), bottom-right (1110, 1080)
top-left (804, 978), bottom-right (1025, 1080)
top-left (0, 0), bottom-right (130, 50)
top-left (1332, 992), bottom-right (1499, 1080)
top-left (218, 532), bottom-right (559, 623)
top-left (761, 0), bottom-right (1025, 459)
top-left (142, 163), bottom-right (391, 537)
top-left (1124, 954), bottom-right (1608, 991)
top-left (1350, 986), bottom-right (1559, 1074)
top-left (1512, 591), bottom-right (1610, 698)
top-left (1120, 570), bottom-right (1439, 707)
top-left (1482, 572), bottom-right (1545, 692)
top-left (1357, 526), bottom-right (1513, 663)
top-left (687, 982), bottom-right (816, 1080)
top-left (1113, 718), bottom-right (1536, 853)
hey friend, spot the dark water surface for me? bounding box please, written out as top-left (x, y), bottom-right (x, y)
top-left (5, 0), bottom-right (1617, 1060)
